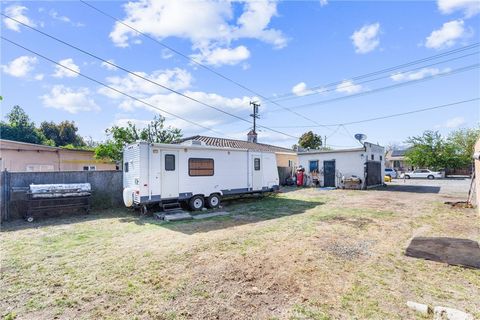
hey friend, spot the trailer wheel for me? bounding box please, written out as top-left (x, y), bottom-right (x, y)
top-left (206, 194), bottom-right (221, 209)
top-left (140, 205), bottom-right (149, 215)
top-left (189, 195), bottom-right (204, 211)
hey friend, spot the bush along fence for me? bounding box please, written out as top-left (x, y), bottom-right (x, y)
top-left (0, 170), bottom-right (123, 222)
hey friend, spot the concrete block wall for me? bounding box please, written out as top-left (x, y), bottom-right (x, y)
top-left (1, 170), bottom-right (123, 221)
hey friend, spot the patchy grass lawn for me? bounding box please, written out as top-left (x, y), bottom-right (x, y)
top-left (1, 184), bottom-right (479, 320)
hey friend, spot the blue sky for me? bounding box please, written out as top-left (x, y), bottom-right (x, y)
top-left (1, 0), bottom-right (479, 149)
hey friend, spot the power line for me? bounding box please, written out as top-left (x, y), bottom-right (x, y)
top-left (275, 63), bottom-right (479, 112)
top-left (269, 98), bottom-right (479, 128)
top-left (271, 51), bottom-right (479, 103)
top-left (77, 1), bottom-right (339, 133)
top-left (270, 42), bottom-right (480, 102)
top-left (1, 36), bottom-right (233, 138)
top-left (1, 13), bottom-right (299, 140)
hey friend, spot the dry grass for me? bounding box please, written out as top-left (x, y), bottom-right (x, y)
top-left (1, 183), bottom-right (479, 319)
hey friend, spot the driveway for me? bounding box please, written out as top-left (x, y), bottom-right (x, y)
top-left (387, 177), bottom-right (471, 197)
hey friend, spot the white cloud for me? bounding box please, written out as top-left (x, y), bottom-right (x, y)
top-left (190, 45), bottom-right (250, 66)
top-left (336, 80), bottom-right (362, 94)
top-left (98, 68), bottom-right (193, 99)
top-left (101, 59), bottom-right (118, 71)
top-left (445, 116), bottom-right (466, 128)
top-left (3, 5), bottom-right (36, 32)
top-left (52, 58), bottom-right (80, 78)
top-left (49, 9), bottom-right (70, 23)
top-left (390, 67), bottom-right (451, 81)
top-left (438, 0), bottom-right (480, 18)
top-left (34, 74), bottom-right (44, 80)
top-left (425, 19), bottom-right (466, 49)
top-left (1, 56), bottom-right (38, 78)
top-left (292, 82), bottom-right (314, 96)
top-left (109, 0), bottom-right (287, 66)
top-left (161, 49), bottom-right (174, 59)
top-left (41, 85), bottom-right (100, 114)
top-left (98, 68), bottom-right (254, 129)
top-left (319, 0), bottom-right (328, 6)
top-left (351, 23), bottom-right (380, 54)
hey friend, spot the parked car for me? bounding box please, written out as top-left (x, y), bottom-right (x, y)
top-left (384, 168), bottom-right (398, 178)
top-left (403, 169), bottom-right (442, 179)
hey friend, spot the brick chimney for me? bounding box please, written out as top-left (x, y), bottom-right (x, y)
top-left (247, 130), bottom-right (257, 143)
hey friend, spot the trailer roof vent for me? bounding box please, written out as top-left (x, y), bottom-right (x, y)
top-left (181, 140), bottom-right (205, 146)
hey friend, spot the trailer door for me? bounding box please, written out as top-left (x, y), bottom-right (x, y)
top-left (161, 151), bottom-right (179, 199)
top-left (251, 153), bottom-right (262, 191)
top-left (150, 148), bottom-right (161, 198)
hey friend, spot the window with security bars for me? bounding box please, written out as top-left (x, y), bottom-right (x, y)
top-left (188, 158), bottom-right (214, 176)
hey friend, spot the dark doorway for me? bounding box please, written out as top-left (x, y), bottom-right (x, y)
top-left (323, 160), bottom-right (336, 187)
top-left (366, 161), bottom-right (382, 186)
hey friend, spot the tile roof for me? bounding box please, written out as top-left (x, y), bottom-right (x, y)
top-left (391, 149), bottom-right (409, 157)
top-left (176, 135), bottom-right (295, 153)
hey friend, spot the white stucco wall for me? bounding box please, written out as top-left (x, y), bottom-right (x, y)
top-left (298, 142), bottom-right (385, 188)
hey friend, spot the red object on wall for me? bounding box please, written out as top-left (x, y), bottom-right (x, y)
top-left (296, 171), bottom-right (304, 186)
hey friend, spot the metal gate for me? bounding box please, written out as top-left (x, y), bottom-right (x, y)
top-left (366, 161), bottom-right (382, 186)
top-left (323, 160), bottom-right (336, 187)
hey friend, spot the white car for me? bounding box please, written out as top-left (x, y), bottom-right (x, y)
top-left (384, 168), bottom-right (398, 178)
top-left (403, 169), bottom-right (442, 179)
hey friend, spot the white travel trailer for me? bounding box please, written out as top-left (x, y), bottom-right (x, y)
top-left (122, 141), bottom-right (280, 213)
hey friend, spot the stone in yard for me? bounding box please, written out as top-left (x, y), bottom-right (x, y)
top-left (433, 306), bottom-right (474, 320)
top-left (164, 212), bottom-right (192, 221)
top-left (406, 301), bottom-right (432, 315)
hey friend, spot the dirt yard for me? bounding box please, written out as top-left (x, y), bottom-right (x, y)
top-left (1, 178), bottom-right (479, 320)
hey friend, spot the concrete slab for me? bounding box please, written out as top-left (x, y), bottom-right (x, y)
top-left (192, 211), bottom-right (230, 220)
top-left (164, 212), bottom-right (192, 221)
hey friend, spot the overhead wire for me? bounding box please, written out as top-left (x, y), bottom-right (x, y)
top-left (269, 98), bottom-right (480, 128)
top-left (269, 42), bottom-right (480, 102)
top-left (1, 13), bottom-right (300, 140)
top-left (1, 37), bottom-right (236, 139)
top-left (274, 63), bottom-right (480, 112)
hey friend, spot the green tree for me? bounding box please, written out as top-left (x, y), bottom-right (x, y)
top-left (404, 129), bottom-right (478, 170)
top-left (39, 120), bottom-right (85, 147)
top-left (0, 105), bottom-right (44, 144)
top-left (446, 127), bottom-right (480, 168)
top-left (298, 131), bottom-right (322, 149)
top-left (95, 115), bottom-right (182, 161)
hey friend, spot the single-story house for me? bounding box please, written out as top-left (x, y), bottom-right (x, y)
top-left (297, 142), bottom-right (385, 189)
top-left (385, 148), bottom-right (413, 172)
top-left (176, 134), bottom-right (298, 168)
top-left (0, 139), bottom-right (116, 172)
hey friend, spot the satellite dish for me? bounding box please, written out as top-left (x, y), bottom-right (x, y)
top-left (354, 133), bottom-right (367, 144)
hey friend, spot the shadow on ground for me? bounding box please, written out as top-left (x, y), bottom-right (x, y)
top-left (374, 184), bottom-right (441, 194)
top-left (120, 195), bottom-right (324, 234)
top-left (0, 208), bottom-right (133, 232)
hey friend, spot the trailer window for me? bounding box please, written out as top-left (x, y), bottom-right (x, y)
top-left (254, 158), bottom-right (261, 171)
top-left (189, 158), bottom-right (214, 176)
top-left (124, 162), bottom-right (129, 172)
top-left (165, 154), bottom-right (175, 171)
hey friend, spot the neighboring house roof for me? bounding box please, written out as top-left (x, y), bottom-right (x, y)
top-left (391, 149), bottom-right (408, 157)
top-left (298, 147), bottom-right (365, 155)
top-left (0, 139), bottom-right (92, 153)
top-left (176, 135), bottom-right (295, 154)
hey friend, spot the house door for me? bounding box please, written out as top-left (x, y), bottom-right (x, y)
top-left (323, 160), bottom-right (336, 187)
top-left (366, 161), bottom-right (382, 186)
top-left (251, 154), bottom-right (262, 190)
top-left (150, 148), bottom-right (161, 199)
top-left (161, 151), bottom-right (179, 199)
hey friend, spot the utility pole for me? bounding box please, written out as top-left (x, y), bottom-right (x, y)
top-left (324, 135), bottom-right (327, 149)
top-left (249, 101), bottom-right (260, 133)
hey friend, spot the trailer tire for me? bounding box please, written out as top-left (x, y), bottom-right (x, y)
top-left (206, 194), bottom-right (221, 209)
top-left (189, 195), bottom-right (205, 211)
top-left (140, 204), bottom-right (148, 215)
